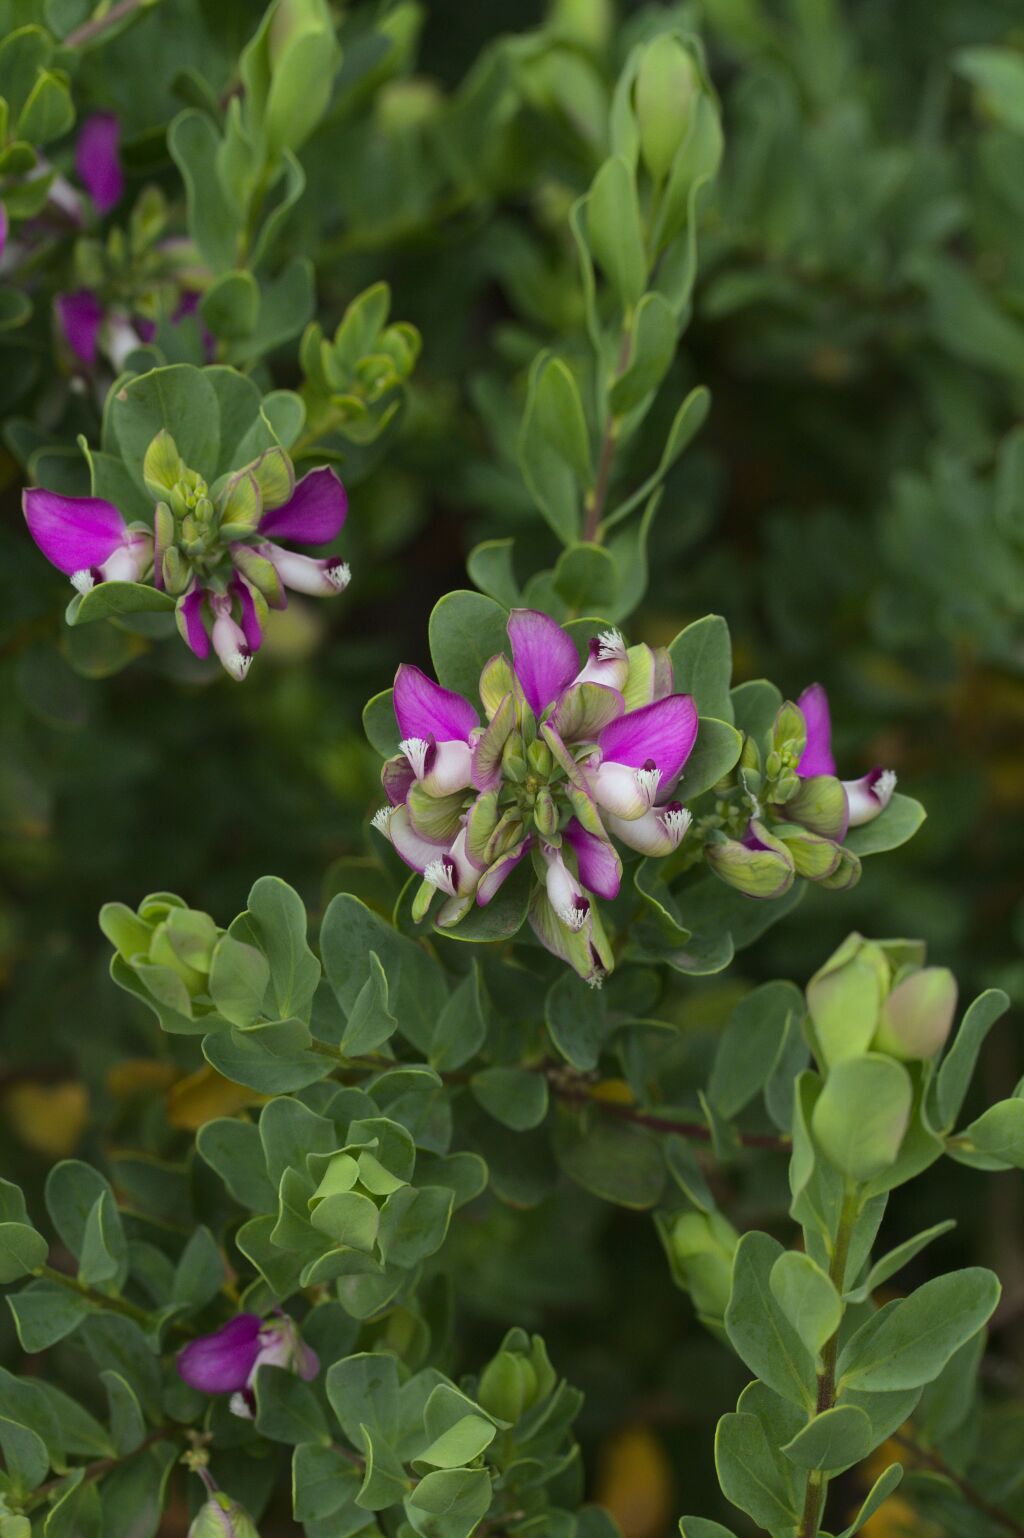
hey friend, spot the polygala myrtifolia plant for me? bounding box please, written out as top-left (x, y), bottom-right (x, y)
top-left (3, 4), bottom-right (1024, 1538)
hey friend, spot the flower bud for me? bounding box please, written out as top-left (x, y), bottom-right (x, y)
top-left (162, 545), bottom-right (192, 596)
top-left (634, 35), bottom-right (700, 183)
top-left (533, 786), bottom-right (559, 837)
top-left (671, 1210), bottom-right (738, 1323)
top-left (548, 0), bottom-right (613, 51)
top-left (502, 735), bottom-right (528, 784)
top-left (784, 774), bottom-right (849, 840)
top-left (872, 966), bottom-right (958, 1062)
top-left (775, 824), bottom-right (842, 881)
top-left (815, 845), bottom-right (861, 891)
top-left (143, 429), bottom-right (185, 500)
top-left (771, 700), bottom-right (807, 759)
top-left (189, 1494), bottom-right (260, 1538)
top-left (704, 821), bottom-right (794, 899)
top-left (526, 738), bottom-right (553, 778)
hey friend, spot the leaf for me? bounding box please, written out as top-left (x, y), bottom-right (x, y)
top-left (377, 1185), bottom-right (453, 1267)
top-left (430, 967), bottom-right (487, 1071)
top-left (554, 1115), bottom-right (665, 1209)
top-left (708, 980), bottom-right (802, 1119)
top-left (781, 1405), bottom-right (874, 1472)
top-left (413, 1413), bottom-right (495, 1470)
top-left (837, 1268), bottom-right (1001, 1391)
top-left (364, 687), bottom-right (401, 757)
top-left (246, 876), bottom-right (320, 1021)
top-left (292, 1444), bottom-right (363, 1522)
top-left (195, 1119), bottom-right (276, 1211)
top-left (724, 1232), bottom-right (816, 1408)
top-left (208, 936), bottom-right (271, 1028)
top-left (811, 1055), bottom-right (913, 1183)
top-left (844, 794), bottom-right (926, 856)
top-left (167, 110), bottom-right (239, 272)
top-left (586, 157), bottom-right (647, 309)
top-left (44, 1469), bottom-right (103, 1538)
top-left (7, 1281), bottom-right (90, 1352)
top-left (254, 1365), bottom-right (330, 1445)
top-left (713, 1412), bottom-right (797, 1530)
top-left (327, 1353), bottom-right (400, 1448)
top-left (200, 270), bottom-right (260, 342)
top-left (202, 1021), bottom-right (329, 1095)
top-left (428, 590), bottom-right (508, 702)
top-left (679, 1523), bottom-right (738, 1538)
top-left (342, 952), bottom-right (398, 1057)
top-left (603, 386), bottom-right (710, 529)
top-left (110, 364), bottom-right (223, 490)
top-left (321, 894), bottom-right (447, 1057)
top-left (960, 1098), bottom-right (1024, 1169)
top-left (769, 1251), bottom-right (841, 1359)
top-left (844, 1220), bottom-right (957, 1303)
top-left (609, 293), bottom-right (678, 415)
top-left (668, 615), bottom-right (733, 722)
top-left (553, 543), bottom-right (617, 613)
top-left (0, 1222), bottom-right (47, 1283)
top-left (45, 1162), bottom-right (116, 1266)
top-left (66, 582), bottom-right (176, 627)
top-left (935, 989), bottom-right (1010, 1130)
top-left (470, 1068), bottom-right (548, 1130)
top-left (517, 354), bottom-right (588, 544)
top-left (0, 1415), bottom-right (49, 1493)
top-left (836, 1464), bottom-right (904, 1538)
top-left (404, 1466), bottom-right (493, 1538)
top-left (101, 1372), bottom-right (145, 1457)
top-left (956, 45), bottom-right (1024, 133)
top-left (467, 539), bottom-right (519, 608)
top-left (545, 967), bottom-right (609, 1070)
top-left (673, 718), bottom-right (742, 802)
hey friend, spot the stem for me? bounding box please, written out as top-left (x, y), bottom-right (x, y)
top-left (64, 0), bottom-right (152, 48)
top-left (893, 1432), bottom-right (1024, 1538)
top-left (309, 1043), bottom-right (788, 1151)
top-left (582, 328), bottom-right (634, 544)
top-left (37, 1264), bottom-right (192, 1336)
top-left (799, 1187), bottom-right (859, 1538)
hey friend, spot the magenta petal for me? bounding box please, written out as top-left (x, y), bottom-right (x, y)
top-left (563, 820), bottom-right (621, 900)
top-left (477, 840), bottom-right (531, 905)
top-left (23, 487), bottom-right (126, 575)
top-left (598, 694), bottom-right (699, 783)
top-left (259, 467), bottom-right (348, 545)
top-left (76, 113), bottom-right (124, 215)
top-left (507, 609), bottom-right (580, 717)
top-left (393, 663), bottom-right (479, 743)
top-left (178, 586), bottom-right (210, 659)
top-left (56, 290), bottom-right (103, 367)
top-left (797, 684), bottom-right (836, 777)
top-left (232, 576), bottom-right (263, 652)
top-left (177, 1314), bottom-right (261, 1394)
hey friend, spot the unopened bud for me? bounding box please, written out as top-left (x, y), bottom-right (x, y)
top-left (162, 545), bottom-right (191, 596)
top-left (775, 824), bottom-right (842, 881)
top-left (815, 845), bottom-right (861, 892)
top-left (671, 1210), bottom-right (738, 1323)
top-left (526, 738), bottom-right (553, 778)
top-left (806, 934), bottom-right (889, 1068)
top-left (144, 430), bottom-right (184, 500)
top-left (873, 966), bottom-right (958, 1062)
top-left (785, 774), bottom-right (849, 840)
top-left (189, 1494), bottom-right (260, 1538)
top-left (634, 35), bottom-right (700, 183)
top-left (704, 821), bottom-right (794, 899)
top-left (548, 0), bottom-right (613, 51)
top-left (534, 787), bottom-right (559, 837)
top-left (502, 736), bottom-right (527, 784)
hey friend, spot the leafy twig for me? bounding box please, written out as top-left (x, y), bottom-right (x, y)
top-left (64, 0), bottom-right (154, 48)
top-left (893, 1431), bottom-right (1024, 1538)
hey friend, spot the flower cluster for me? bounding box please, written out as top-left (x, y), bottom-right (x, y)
top-left (373, 608), bottom-right (699, 985)
top-left (703, 681), bottom-right (896, 898)
top-left (23, 435), bottom-right (349, 679)
top-left (177, 1310), bottom-right (318, 1420)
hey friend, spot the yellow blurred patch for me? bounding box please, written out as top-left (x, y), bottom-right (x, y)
top-left (594, 1425), bottom-right (674, 1538)
top-left (590, 1078), bottom-right (635, 1105)
top-left (4, 1081), bottom-right (89, 1157)
top-left (859, 1496), bottom-right (920, 1538)
top-left (166, 1065), bottom-right (268, 1130)
top-left (106, 1059), bottom-right (178, 1098)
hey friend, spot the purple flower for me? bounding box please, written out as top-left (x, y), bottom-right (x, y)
top-left (22, 488), bottom-right (152, 591)
top-left (797, 683), bottom-right (897, 827)
top-left (373, 610), bottom-right (697, 984)
top-left (177, 1312), bottom-right (318, 1420)
top-left (23, 451), bottom-right (349, 680)
top-left (75, 113), bottom-right (124, 216)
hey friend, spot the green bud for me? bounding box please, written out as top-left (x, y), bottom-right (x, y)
top-left (739, 734), bottom-right (761, 776)
top-left (477, 1331), bottom-right (555, 1422)
top-left (774, 823), bottom-right (842, 881)
top-left (774, 769), bottom-right (801, 803)
top-left (704, 820), bottom-right (794, 899)
top-left (671, 1210), bottom-right (738, 1322)
top-left (412, 877), bottom-right (436, 924)
top-left (770, 700), bottom-right (807, 760)
top-left (218, 471), bottom-right (262, 535)
top-left (466, 791), bottom-right (499, 867)
top-left (815, 845), bottom-right (861, 891)
top-left (784, 774), bottom-right (849, 839)
top-left (534, 786), bottom-right (559, 837)
top-left (0, 1517), bottom-right (32, 1538)
top-left (634, 34), bottom-right (700, 183)
top-left (249, 447), bottom-right (295, 512)
top-left (872, 967), bottom-right (958, 1062)
top-left (162, 546), bottom-right (192, 596)
top-left (130, 184), bottom-right (167, 252)
top-left (811, 1053), bottom-right (913, 1183)
top-left (479, 653), bottom-right (516, 719)
top-left (189, 1493), bottom-right (260, 1538)
top-left (765, 750), bottom-right (782, 780)
top-left (231, 544), bottom-right (285, 607)
top-left (502, 735), bottom-right (528, 784)
top-left (526, 738), bottom-right (553, 778)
